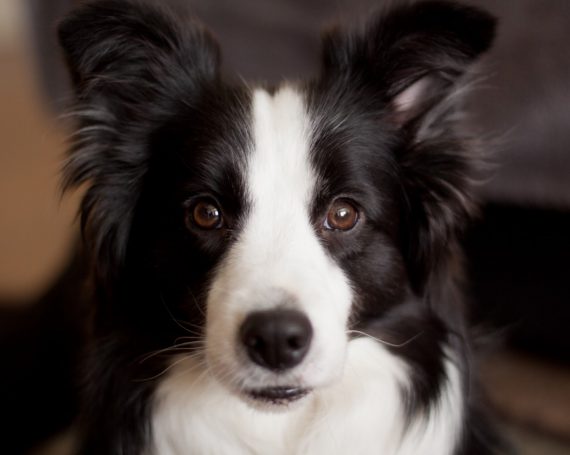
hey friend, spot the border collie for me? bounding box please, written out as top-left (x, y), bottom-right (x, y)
top-left (56, 0), bottom-right (500, 453)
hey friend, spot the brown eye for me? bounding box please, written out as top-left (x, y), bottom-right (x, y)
top-left (324, 199), bottom-right (359, 231)
top-left (187, 199), bottom-right (223, 230)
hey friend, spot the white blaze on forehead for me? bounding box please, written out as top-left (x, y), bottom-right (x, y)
top-left (205, 85), bottom-right (353, 390)
top-left (246, 86), bottom-right (316, 254)
top-left (251, 87), bottom-right (313, 206)
top-left (237, 85), bottom-right (346, 303)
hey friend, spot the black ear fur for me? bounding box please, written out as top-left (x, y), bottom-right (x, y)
top-left (58, 0), bottom-right (219, 99)
top-left (322, 1), bottom-right (495, 108)
top-left (321, 1), bottom-right (496, 293)
top-left (58, 0), bottom-right (220, 284)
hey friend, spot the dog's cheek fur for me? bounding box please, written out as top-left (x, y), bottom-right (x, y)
top-left (57, 1), bottom-right (224, 452)
top-left (319, 1), bottom-right (496, 294)
top-left (306, 83), bottom-right (409, 322)
top-left (59, 0), bottom-right (220, 287)
top-left (124, 83), bottom-right (253, 329)
top-left (306, 0), bottom-right (498, 434)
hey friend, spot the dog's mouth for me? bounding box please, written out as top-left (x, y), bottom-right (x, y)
top-left (246, 386), bottom-right (310, 405)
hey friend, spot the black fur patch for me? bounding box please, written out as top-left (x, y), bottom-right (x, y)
top-left (59, 2), bottom-right (252, 452)
top-left (306, 0), bottom-right (497, 431)
top-left (59, 0), bottom-right (221, 286)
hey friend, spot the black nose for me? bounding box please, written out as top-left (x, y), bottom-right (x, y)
top-left (239, 309), bottom-right (313, 371)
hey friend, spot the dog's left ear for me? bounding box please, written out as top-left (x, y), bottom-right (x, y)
top-left (321, 1), bottom-right (496, 293)
top-left (322, 1), bottom-right (495, 127)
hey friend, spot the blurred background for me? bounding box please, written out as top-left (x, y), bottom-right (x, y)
top-left (0, 0), bottom-right (568, 454)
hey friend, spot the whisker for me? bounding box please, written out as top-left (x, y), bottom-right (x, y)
top-left (134, 355), bottom-right (193, 382)
top-left (159, 294), bottom-right (201, 336)
top-left (174, 336), bottom-right (203, 344)
top-left (137, 341), bottom-right (203, 364)
top-left (174, 319), bottom-right (204, 333)
top-left (186, 287), bottom-right (207, 320)
top-left (347, 329), bottom-right (424, 348)
top-left (157, 355), bottom-right (210, 386)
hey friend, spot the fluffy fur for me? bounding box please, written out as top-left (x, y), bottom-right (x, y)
top-left (56, 1), bottom-right (501, 453)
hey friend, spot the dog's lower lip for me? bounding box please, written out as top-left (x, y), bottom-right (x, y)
top-left (247, 387), bottom-right (309, 404)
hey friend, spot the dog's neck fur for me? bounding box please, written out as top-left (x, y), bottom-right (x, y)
top-left (150, 337), bottom-right (463, 455)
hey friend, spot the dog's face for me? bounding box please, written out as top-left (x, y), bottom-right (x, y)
top-left (135, 82), bottom-right (406, 405)
top-left (59, 1), bottom-right (494, 407)
top-left (200, 87), bottom-right (358, 400)
top-left (197, 85), bottom-right (405, 404)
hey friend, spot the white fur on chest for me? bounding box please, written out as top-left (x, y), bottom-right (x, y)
top-left (150, 338), bottom-right (463, 455)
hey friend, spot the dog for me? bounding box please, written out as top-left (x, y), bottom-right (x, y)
top-left (53, 0), bottom-right (501, 453)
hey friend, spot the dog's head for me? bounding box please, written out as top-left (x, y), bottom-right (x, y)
top-left (59, 0), bottom-right (494, 407)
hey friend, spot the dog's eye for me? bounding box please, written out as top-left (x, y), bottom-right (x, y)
top-left (324, 199), bottom-right (359, 231)
top-left (186, 199), bottom-right (224, 230)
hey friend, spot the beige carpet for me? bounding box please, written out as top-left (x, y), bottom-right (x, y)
top-left (0, 48), bottom-right (77, 302)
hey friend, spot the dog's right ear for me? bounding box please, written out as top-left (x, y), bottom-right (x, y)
top-left (58, 0), bottom-right (220, 107)
top-left (58, 0), bottom-right (220, 285)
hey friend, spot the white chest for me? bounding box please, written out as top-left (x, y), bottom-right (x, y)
top-left (150, 339), bottom-right (463, 455)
